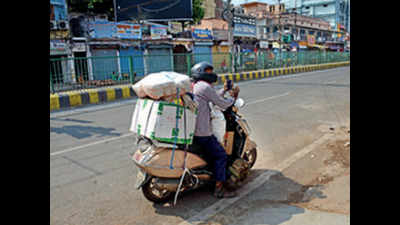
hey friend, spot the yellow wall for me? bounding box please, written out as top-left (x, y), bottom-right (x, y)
top-left (212, 45), bottom-right (230, 72)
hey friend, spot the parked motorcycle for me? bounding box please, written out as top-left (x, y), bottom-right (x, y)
top-left (131, 97), bottom-right (257, 204)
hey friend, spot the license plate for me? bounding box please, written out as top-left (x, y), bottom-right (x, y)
top-left (135, 169), bottom-right (146, 189)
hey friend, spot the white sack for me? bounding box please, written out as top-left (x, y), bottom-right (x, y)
top-left (132, 72), bottom-right (191, 100)
top-left (210, 104), bottom-right (226, 144)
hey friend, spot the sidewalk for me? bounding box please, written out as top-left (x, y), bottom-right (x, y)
top-left (50, 62), bottom-right (350, 112)
top-left (183, 123), bottom-right (350, 225)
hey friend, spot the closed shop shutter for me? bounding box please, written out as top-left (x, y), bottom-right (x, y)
top-left (193, 44), bottom-right (213, 65)
top-left (119, 46), bottom-right (145, 77)
top-left (146, 47), bottom-right (173, 74)
top-left (91, 49), bottom-right (119, 80)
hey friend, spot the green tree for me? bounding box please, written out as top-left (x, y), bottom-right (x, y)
top-left (67, 0), bottom-right (114, 19)
top-left (191, 0), bottom-right (205, 25)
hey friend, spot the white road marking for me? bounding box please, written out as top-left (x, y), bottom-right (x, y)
top-left (50, 98), bottom-right (138, 119)
top-left (236, 67), bottom-right (348, 87)
top-left (50, 92), bottom-right (289, 157)
top-left (50, 67), bottom-right (347, 158)
top-left (247, 92), bottom-right (291, 105)
top-left (50, 133), bottom-right (135, 157)
top-left (178, 132), bottom-right (334, 225)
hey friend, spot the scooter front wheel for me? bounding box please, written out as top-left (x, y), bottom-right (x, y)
top-left (142, 177), bottom-right (174, 203)
top-left (243, 148), bottom-right (257, 169)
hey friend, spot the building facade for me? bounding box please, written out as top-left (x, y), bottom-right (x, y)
top-left (281, 0), bottom-right (350, 33)
top-left (240, 2), bottom-right (333, 51)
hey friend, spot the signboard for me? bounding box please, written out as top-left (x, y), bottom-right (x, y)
top-left (233, 15), bottom-right (256, 26)
top-left (150, 24), bottom-right (170, 39)
top-left (192, 29), bottom-right (213, 40)
top-left (116, 23), bottom-right (141, 39)
top-left (117, 0), bottom-right (193, 21)
top-left (88, 21), bottom-right (142, 39)
top-left (307, 35), bottom-right (315, 45)
top-left (212, 29), bottom-right (228, 40)
top-left (50, 40), bottom-right (69, 55)
top-left (168, 22), bottom-right (183, 34)
top-left (88, 21), bottom-right (116, 39)
top-left (233, 24), bottom-right (256, 38)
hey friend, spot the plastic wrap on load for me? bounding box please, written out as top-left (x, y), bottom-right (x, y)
top-left (132, 72), bottom-right (192, 101)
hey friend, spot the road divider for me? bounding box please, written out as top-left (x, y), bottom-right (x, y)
top-left (50, 61), bottom-right (349, 112)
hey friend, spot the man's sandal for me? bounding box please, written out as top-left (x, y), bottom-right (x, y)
top-left (213, 187), bottom-right (237, 198)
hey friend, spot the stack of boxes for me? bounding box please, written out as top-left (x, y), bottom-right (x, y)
top-left (129, 72), bottom-right (198, 145)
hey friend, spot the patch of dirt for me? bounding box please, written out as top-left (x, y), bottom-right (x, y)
top-left (294, 123), bottom-right (350, 214)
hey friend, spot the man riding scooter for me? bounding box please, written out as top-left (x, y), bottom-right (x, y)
top-left (191, 61), bottom-right (240, 198)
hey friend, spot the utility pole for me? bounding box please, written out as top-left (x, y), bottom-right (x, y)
top-left (223, 0), bottom-right (235, 73)
top-left (113, 0), bottom-right (117, 22)
top-left (278, 0), bottom-right (282, 67)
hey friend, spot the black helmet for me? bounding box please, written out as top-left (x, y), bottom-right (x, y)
top-left (191, 61), bottom-right (217, 83)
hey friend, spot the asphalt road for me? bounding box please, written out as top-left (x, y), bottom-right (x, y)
top-left (50, 66), bottom-right (350, 225)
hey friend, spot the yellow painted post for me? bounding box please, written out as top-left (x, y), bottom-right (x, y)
top-left (50, 94), bottom-right (60, 111)
top-left (221, 75), bottom-right (226, 84)
top-left (88, 90), bottom-right (99, 104)
top-left (106, 88), bottom-right (116, 101)
top-left (228, 74), bottom-right (234, 81)
top-left (69, 92), bottom-right (82, 107)
top-left (122, 86), bottom-right (131, 99)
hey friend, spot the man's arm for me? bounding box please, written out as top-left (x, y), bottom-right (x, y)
top-left (206, 86), bottom-right (234, 110)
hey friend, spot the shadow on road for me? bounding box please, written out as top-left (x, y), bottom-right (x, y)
top-left (151, 169), bottom-right (327, 225)
top-left (50, 125), bottom-right (121, 139)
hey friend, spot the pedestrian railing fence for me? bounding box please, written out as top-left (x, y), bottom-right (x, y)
top-left (50, 51), bottom-right (350, 93)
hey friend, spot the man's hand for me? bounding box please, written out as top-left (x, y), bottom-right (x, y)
top-left (230, 86), bottom-right (240, 99)
top-left (224, 80), bottom-right (233, 92)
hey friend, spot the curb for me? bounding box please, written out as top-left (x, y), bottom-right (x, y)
top-left (50, 85), bottom-right (134, 111)
top-left (50, 61), bottom-right (349, 111)
top-left (216, 61), bottom-right (349, 85)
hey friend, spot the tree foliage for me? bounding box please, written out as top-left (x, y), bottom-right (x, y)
top-left (67, 0), bottom-right (114, 18)
top-left (192, 0), bottom-right (205, 25)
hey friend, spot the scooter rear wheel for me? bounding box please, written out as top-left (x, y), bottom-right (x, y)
top-left (142, 177), bottom-right (174, 203)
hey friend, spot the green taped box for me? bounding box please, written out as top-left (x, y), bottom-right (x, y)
top-left (130, 98), bottom-right (198, 144)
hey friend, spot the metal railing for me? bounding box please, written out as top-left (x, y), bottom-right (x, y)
top-left (50, 51), bottom-right (349, 93)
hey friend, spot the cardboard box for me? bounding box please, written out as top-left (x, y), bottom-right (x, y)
top-left (130, 98), bottom-right (197, 144)
top-left (224, 131), bottom-right (235, 155)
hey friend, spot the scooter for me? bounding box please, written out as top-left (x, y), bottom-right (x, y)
top-left (131, 97), bottom-right (257, 204)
